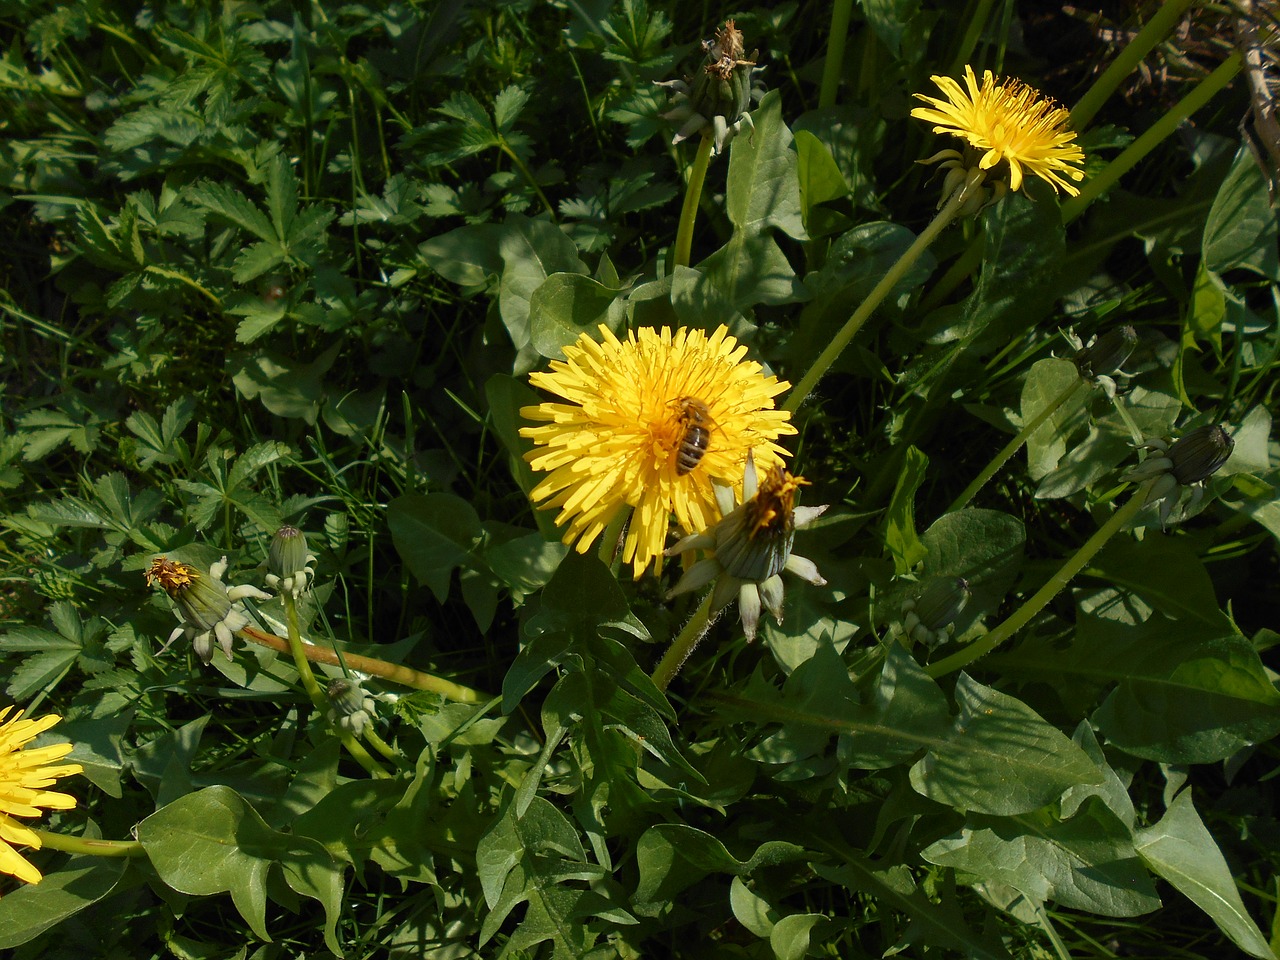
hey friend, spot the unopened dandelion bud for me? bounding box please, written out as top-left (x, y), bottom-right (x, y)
top-left (1074, 325), bottom-right (1137, 383)
top-left (657, 20), bottom-right (764, 154)
top-left (1169, 424), bottom-right (1234, 485)
top-left (266, 525), bottom-right (316, 599)
top-left (327, 678), bottom-right (376, 737)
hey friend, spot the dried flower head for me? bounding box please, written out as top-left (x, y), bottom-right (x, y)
top-left (146, 556), bottom-right (270, 663)
top-left (520, 325), bottom-right (795, 577)
top-left (912, 66), bottom-right (1086, 197)
top-left (656, 20), bottom-right (764, 154)
top-left (666, 454), bottom-right (827, 642)
top-left (0, 708), bottom-right (82, 885)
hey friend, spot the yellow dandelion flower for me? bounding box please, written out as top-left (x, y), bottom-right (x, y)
top-left (520, 324), bottom-right (795, 577)
top-left (911, 65), bottom-right (1085, 196)
top-left (0, 707), bottom-right (82, 886)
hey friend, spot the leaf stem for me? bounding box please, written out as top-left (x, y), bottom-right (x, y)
top-left (651, 591), bottom-right (715, 692)
top-left (1069, 0), bottom-right (1198, 130)
top-left (499, 140), bottom-right (556, 219)
top-left (818, 0), bottom-right (854, 109)
top-left (784, 168), bottom-right (985, 413)
top-left (926, 482), bottom-right (1152, 677)
top-left (946, 0), bottom-right (998, 78)
top-left (1062, 51), bottom-right (1243, 224)
top-left (947, 376), bottom-right (1084, 513)
top-left (31, 828), bottom-right (144, 858)
top-left (240, 625), bottom-right (490, 703)
top-left (673, 134), bottom-right (714, 269)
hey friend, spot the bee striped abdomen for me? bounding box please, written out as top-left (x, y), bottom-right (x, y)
top-left (673, 397), bottom-right (714, 475)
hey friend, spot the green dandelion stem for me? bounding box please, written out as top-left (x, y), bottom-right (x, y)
top-left (652, 591), bottom-right (715, 692)
top-left (284, 595), bottom-right (327, 712)
top-left (362, 725), bottom-right (405, 766)
top-left (31, 828), bottom-right (145, 858)
top-left (818, 0), bottom-right (854, 109)
top-left (947, 377), bottom-right (1084, 513)
top-left (673, 134), bottom-right (714, 269)
top-left (785, 168), bottom-right (985, 413)
top-left (1069, 0), bottom-right (1198, 130)
top-left (1062, 50), bottom-right (1243, 224)
top-left (240, 625), bottom-right (490, 703)
top-left (926, 482), bottom-right (1152, 678)
top-left (598, 507), bottom-right (631, 573)
top-left (917, 227), bottom-right (984, 314)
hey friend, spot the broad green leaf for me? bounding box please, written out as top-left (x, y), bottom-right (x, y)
top-left (634, 823), bottom-right (809, 902)
top-left (723, 90), bottom-right (805, 240)
top-left (794, 129), bottom-right (849, 217)
top-left (387, 493), bottom-right (484, 603)
top-left (1094, 632), bottom-right (1280, 763)
top-left (528, 273), bottom-right (627, 359)
top-left (911, 674), bottom-right (1103, 815)
top-left (1021, 358), bottom-right (1088, 479)
top-left (691, 233), bottom-right (805, 315)
top-left (923, 797), bottom-right (1160, 917)
top-left (1136, 790), bottom-right (1277, 959)
top-left (919, 508), bottom-right (1025, 633)
top-left (1202, 145), bottom-right (1280, 280)
top-left (1093, 534), bottom-right (1232, 629)
top-left (771, 914), bottom-right (828, 960)
top-left (0, 854), bottom-right (130, 948)
top-left (419, 223), bottom-right (506, 286)
top-left (861, 0), bottom-right (917, 55)
top-left (230, 343), bottom-right (340, 424)
top-left (885, 445), bottom-right (928, 573)
top-left (138, 785), bottom-right (338, 943)
top-left (187, 180), bottom-right (277, 242)
top-left (498, 215), bottom-right (588, 352)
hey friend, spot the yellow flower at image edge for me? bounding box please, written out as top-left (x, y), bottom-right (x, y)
top-left (911, 65), bottom-right (1085, 196)
top-left (0, 707), bottom-right (82, 885)
top-left (520, 324), bottom-right (795, 577)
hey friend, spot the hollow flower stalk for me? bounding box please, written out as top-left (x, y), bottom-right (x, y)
top-left (912, 65), bottom-right (1086, 196)
top-left (0, 708), bottom-right (82, 885)
top-left (521, 325), bottom-right (795, 577)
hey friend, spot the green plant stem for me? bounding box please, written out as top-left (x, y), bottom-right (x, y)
top-left (652, 592), bottom-right (715, 692)
top-left (362, 725), bottom-right (404, 765)
top-left (947, 377), bottom-right (1084, 512)
top-left (32, 828), bottom-right (145, 858)
top-left (597, 507), bottom-right (630, 572)
top-left (785, 168), bottom-right (985, 413)
top-left (1069, 0), bottom-right (1197, 130)
top-left (946, 0), bottom-right (998, 78)
top-left (818, 0), bottom-right (854, 109)
top-left (917, 228), bottom-right (984, 314)
top-left (499, 140), bottom-right (556, 219)
top-left (240, 626), bottom-right (490, 703)
top-left (926, 482), bottom-right (1151, 678)
top-left (673, 134), bottom-right (714, 268)
top-left (282, 596), bottom-right (390, 780)
top-left (1061, 51), bottom-right (1244, 224)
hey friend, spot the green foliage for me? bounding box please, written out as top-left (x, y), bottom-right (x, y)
top-left (2, 0), bottom-right (1278, 958)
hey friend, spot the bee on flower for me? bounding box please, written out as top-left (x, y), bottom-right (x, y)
top-left (520, 324), bottom-right (795, 577)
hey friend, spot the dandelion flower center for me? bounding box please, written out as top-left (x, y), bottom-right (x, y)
top-left (520, 324), bottom-right (795, 577)
top-left (911, 65), bottom-right (1085, 196)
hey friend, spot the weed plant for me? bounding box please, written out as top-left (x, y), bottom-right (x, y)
top-left (1, 0), bottom-right (1278, 957)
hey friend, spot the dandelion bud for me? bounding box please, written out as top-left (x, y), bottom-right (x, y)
top-left (266, 525), bottom-right (316, 599)
top-left (1073, 325), bottom-right (1137, 383)
top-left (901, 577), bottom-right (971, 647)
top-left (1169, 424), bottom-right (1234, 485)
top-left (657, 20), bottom-right (764, 155)
top-left (147, 556), bottom-right (270, 663)
top-left (327, 678), bottom-right (376, 737)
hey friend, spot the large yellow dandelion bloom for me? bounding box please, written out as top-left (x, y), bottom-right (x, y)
top-left (520, 324), bottom-right (795, 577)
top-left (0, 707), bottom-right (82, 885)
top-left (911, 65), bottom-right (1085, 196)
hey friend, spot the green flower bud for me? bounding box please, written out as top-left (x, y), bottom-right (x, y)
top-left (146, 556), bottom-right (269, 663)
top-left (327, 678), bottom-right (376, 737)
top-left (900, 576), bottom-right (971, 647)
top-left (1169, 424), bottom-right (1234, 485)
top-left (1073, 325), bottom-right (1137, 383)
top-left (657, 20), bottom-right (764, 155)
top-left (266, 525), bottom-right (316, 599)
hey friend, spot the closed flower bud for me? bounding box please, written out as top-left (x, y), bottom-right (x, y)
top-left (266, 525), bottom-right (316, 599)
top-left (327, 678), bottom-right (376, 737)
top-left (1073, 325), bottom-right (1137, 383)
top-left (900, 576), bottom-right (971, 647)
top-left (1169, 424), bottom-right (1234, 485)
top-left (657, 20), bottom-right (764, 155)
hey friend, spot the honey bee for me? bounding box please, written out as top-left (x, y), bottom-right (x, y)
top-left (672, 396), bottom-right (715, 475)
